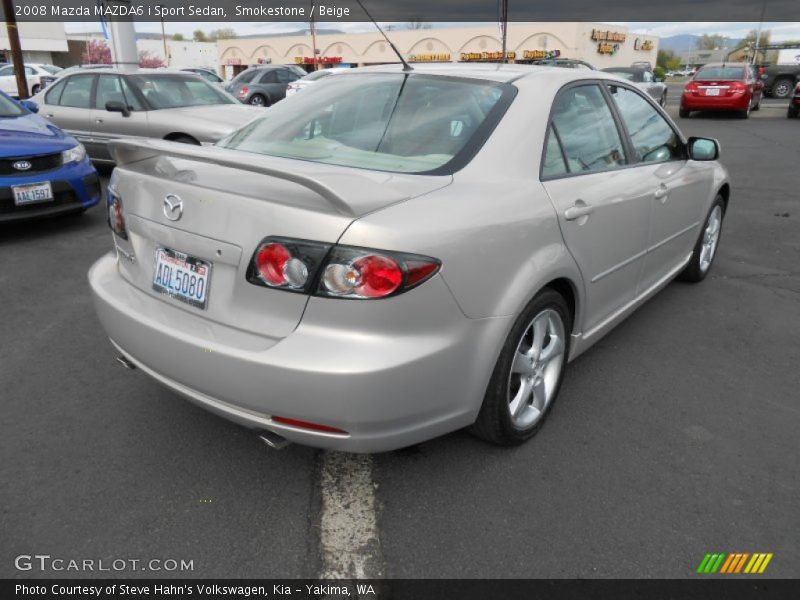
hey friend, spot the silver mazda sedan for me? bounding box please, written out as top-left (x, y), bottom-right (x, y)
top-left (89, 64), bottom-right (729, 452)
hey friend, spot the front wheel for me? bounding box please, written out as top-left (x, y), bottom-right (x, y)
top-left (679, 196), bottom-right (725, 283)
top-left (771, 78), bottom-right (794, 99)
top-left (471, 288), bottom-right (570, 446)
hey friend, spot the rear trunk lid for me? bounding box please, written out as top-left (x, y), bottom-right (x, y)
top-left (108, 139), bottom-right (451, 340)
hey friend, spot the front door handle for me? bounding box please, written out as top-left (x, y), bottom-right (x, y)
top-left (44, 113), bottom-right (54, 118)
top-left (654, 184), bottom-right (669, 200)
top-left (95, 118), bottom-right (104, 124)
top-left (564, 202), bottom-right (594, 221)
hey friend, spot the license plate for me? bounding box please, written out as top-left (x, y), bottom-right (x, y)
top-left (12, 181), bottom-right (53, 206)
top-left (152, 247), bottom-right (212, 310)
top-left (705, 88), bottom-right (721, 96)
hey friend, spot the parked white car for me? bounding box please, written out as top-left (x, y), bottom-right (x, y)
top-left (0, 63), bottom-right (62, 97)
top-left (285, 68), bottom-right (350, 96)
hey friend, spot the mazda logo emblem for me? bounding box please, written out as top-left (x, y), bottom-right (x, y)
top-left (163, 194), bottom-right (183, 221)
top-left (12, 160), bottom-right (32, 171)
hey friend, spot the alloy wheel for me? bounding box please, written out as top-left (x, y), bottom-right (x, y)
top-left (699, 205), bottom-right (722, 273)
top-left (507, 308), bottom-right (566, 429)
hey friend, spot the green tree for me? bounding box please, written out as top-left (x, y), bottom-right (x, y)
top-left (172, 33), bottom-right (184, 41)
top-left (209, 28), bottom-right (237, 41)
top-left (193, 30), bottom-right (208, 42)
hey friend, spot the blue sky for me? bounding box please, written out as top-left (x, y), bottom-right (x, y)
top-left (65, 21), bottom-right (800, 42)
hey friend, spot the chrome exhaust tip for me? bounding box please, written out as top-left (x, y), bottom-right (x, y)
top-left (259, 430), bottom-right (292, 450)
top-left (116, 355), bottom-right (137, 370)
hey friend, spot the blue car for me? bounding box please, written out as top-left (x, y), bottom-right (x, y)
top-left (0, 90), bottom-right (100, 222)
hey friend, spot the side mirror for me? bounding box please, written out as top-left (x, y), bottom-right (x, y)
top-left (688, 137), bottom-right (720, 161)
top-left (105, 100), bottom-right (131, 117)
top-left (20, 99), bottom-right (39, 113)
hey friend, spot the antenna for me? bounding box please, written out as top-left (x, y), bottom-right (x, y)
top-left (354, 0), bottom-right (413, 72)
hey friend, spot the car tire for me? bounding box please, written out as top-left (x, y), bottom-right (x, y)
top-left (788, 104), bottom-right (799, 119)
top-left (470, 288), bottom-right (570, 446)
top-left (752, 95), bottom-right (761, 111)
top-left (771, 78), bottom-right (794, 99)
top-left (31, 84), bottom-right (41, 95)
top-left (249, 94), bottom-right (268, 107)
top-left (738, 103), bottom-right (751, 119)
top-left (679, 107), bottom-right (690, 118)
top-left (660, 91), bottom-right (667, 107)
top-left (679, 195), bottom-right (725, 283)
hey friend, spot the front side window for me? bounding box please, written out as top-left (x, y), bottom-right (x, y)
top-left (220, 73), bottom-right (510, 174)
top-left (130, 75), bottom-right (235, 108)
top-left (548, 84), bottom-right (626, 174)
top-left (607, 85), bottom-right (683, 163)
top-left (276, 70), bottom-right (299, 84)
top-left (58, 74), bottom-right (95, 109)
top-left (0, 66), bottom-right (13, 77)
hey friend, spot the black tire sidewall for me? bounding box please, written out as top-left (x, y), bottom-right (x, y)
top-left (473, 288), bottom-right (571, 445)
top-left (681, 196), bottom-right (725, 283)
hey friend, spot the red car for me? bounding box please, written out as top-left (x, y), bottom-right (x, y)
top-left (788, 81), bottom-right (800, 119)
top-left (680, 63), bottom-right (764, 119)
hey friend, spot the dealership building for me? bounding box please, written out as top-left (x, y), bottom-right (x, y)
top-left (217, 22), bottom-right (659, 77)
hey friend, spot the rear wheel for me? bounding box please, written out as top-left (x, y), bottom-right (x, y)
top-left (771, 78), bottom-right (794, 99)
top-left (31, 84), bottom-right (41, 95)
top-left (660, 91), bottom-right (667, 107)
top-left (788, 104), bottom-right (799, 119)
top-left (249, 94), bottom-right (268, 107)
top-left (752, 94), bottom-right (761, 111)
top-left (471, 288), bottom-right (570, 446)
top-left (738, 102), bottom-right (751, 119)
top-left (679, 195), bottom-right (725, 283)
top-left (679, 107), bottom-right (690, 118)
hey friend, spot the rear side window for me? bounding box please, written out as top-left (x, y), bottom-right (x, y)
top-left (234, 70), bottom-right (258, 84)
top-left (547, 84), bottom-right (626, 175)
top-left (57, 74), bottom-right (95, 109)
top-left (45, 78), bottom-right (66, 104)
top-left (258, 70), bottom-right (278, 84)
top-left (276, 70), bottom-right (299, 84)
top-left (542, 125), bottom-right (568, 178)
top-left (607, 85), bottom-right (683, 163)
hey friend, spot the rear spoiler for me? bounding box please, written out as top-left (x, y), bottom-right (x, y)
top-left (109, 138), bottom-right (356, 216)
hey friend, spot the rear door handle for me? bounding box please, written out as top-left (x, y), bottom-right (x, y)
top-left (654, 184), bottom-right (669, 200)
top-left (95, 118), bottom-right (104, 124)
top-left (564, 203), bottom-right (594, 221)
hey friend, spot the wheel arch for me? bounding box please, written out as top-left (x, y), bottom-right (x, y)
top-left (717, 182), bottom-right (730, 213)
top-left (163, 132), bottom-right (200, 144)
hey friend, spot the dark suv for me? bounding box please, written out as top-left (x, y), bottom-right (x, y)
top-left (225, 65), bottom-right (304, 107)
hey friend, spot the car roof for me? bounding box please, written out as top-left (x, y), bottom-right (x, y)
top-left (58, 67), bottom-right (199, 77)
top-left (325, 63), bottom-right (608, 85)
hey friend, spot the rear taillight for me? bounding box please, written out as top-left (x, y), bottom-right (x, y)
top-left (731, 82), bottom-right (747, 94)
top-left (239, 86), bottom-right (249, 97)
top-left (271, 416), bottom-right (347, 435)
top-left (684, 81), bottom-right (699, 94)
top-left (107, 188), bottom-right (127, 240)
top-left (246, 237), bottom-right (441, 300)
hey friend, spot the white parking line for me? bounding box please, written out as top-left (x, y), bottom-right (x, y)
top-left (318, 451), bottom-right (385, 579)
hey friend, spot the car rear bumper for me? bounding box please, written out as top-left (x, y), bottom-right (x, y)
top-left (0, 159), bottom-right (101, 223)
top-left (89, 252), bottom-right (512, 452)
top-left (681, 93), bottom-right (751, 111)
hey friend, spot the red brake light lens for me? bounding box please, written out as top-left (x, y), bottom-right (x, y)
top-left (247, 238), bottom-right (441, 299)
top-left (239, 86), bottom-right (249, 97)
top-left (272, 416), bottom-right (348, 435)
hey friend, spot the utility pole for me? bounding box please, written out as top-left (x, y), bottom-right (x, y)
top-left (500, 0), bottom-right (509, 63)
top-left (2, 0), bottom-right (30, 98)
top-left (753, 0), bottom-right (768, 64)
top-left (160, 5), bottom-right (168, 66)
top-left (310, 1), bottom-right (318, 71)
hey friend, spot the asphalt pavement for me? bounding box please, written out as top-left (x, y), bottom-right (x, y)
top-left (1, 101), bottom-right (798, 579)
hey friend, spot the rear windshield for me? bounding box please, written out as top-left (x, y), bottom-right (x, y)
top-left (605, 70), bottom-right (641, 82)
top-left (695, 67), bottom-right (745, 80)
top-left (40, 64), bottom-right (62, 75)
top-left (219, 73), bottom-right (513, 174)
top-left (130, 74), bottom-right (236, 108)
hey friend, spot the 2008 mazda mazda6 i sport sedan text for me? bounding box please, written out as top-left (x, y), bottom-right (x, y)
top-left (88, 64), bottom-right (730, 452)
